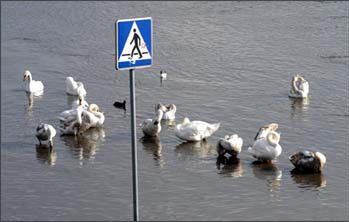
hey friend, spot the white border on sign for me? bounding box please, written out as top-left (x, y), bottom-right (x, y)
top-left (115, 17), bottom-right (153, 71)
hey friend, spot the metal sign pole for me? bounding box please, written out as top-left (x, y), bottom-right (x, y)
top-left (129, 68), bottom-right (139, 221)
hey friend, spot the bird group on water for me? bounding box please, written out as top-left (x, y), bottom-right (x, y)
top-left (24, 69), bottom-right (325, 173)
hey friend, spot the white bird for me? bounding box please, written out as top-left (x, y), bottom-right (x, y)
top-left (23, 70), bottom-right (44, 94)
top-left (65, 76), bottom-right (87, 96)
top-left (160, 70), bottom-right (167, 81)
top-left (156, 103), bottom-right (176, 120)
top-left (59, 106), bottom-right (84, 136)
top-left (248, 131), bottom-right (282, 162)
top-left (217, 134), bottom-right (243, 158)
top-left (35, 123), bottom-right (56, 149)
top-left (141, 109), bottom-right (164, 137)
top-left (71, 94), bottom-right (89, 110)
top-left (254, 123), bottom-right (279, 141)
top-left (289, 74), bottom-right (309, 98)
top-left (79, 104), bottom-right (105, 134)
top-left (175, 117), bottom-right (220, 142)
top-left (289, 150), bottom-right (326, 173)
top-left (58, 95), bottom-right (88, 123)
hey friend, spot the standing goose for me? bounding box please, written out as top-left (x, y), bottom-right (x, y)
top-left (23, 70), bottom-right (44, 94)
top-left (248, 131), bottom-right (282, 162)
top-left (289, 74), bottom-right (309, 98)
top-left (35, 123), bottom-right (56, 149)
top-left (175, 117), bottom-right (220, 142)
top-left (65, 76), bottom-right (87, 96)
top-left (141, 109), bottom-right (164, 137)
top-left (289, 150), bottom-right (326, 173)
top-left (217, 134), bottom-right (243, 158)
top-left (156, 103), bottom-right (177, 120)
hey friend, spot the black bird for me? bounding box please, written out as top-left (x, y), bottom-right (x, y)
top-left (113, 100), bottom-right (127, 110)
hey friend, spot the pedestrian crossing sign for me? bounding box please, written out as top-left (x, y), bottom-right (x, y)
top-left (115, 17), bottom-right (153, 70)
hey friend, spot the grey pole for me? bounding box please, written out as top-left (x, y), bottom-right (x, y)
top-left (129, 69), bottom-right (139, 221)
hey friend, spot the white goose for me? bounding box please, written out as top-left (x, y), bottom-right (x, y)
top-left (141, 109), bottom-right (164, 137)
top-left (175, 117), bottom-right (220, 142)
top-left (156, 103), bottom-right (176, 120)
top-left (248, 131), bottom-right (282, 162)
top-left (289, 150), bottom-right (326, 173)
top-left (65, 76), bottom-right (87, 96)
top-left (23, 70), bottom-right (44, 94)
top-left (35, 123), bottom-right (56, 149)
top-left (79, 104), bottom-right (105, 134)
top-left (217, 134), bottom-right (243, 158)
top-left (289, 74), bottom-right (309, 98)
top-left (254, 123), bottom-right (279, 141)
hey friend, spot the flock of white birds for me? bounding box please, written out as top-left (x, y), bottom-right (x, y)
top-left (23, 69), bottom-right (326, 173)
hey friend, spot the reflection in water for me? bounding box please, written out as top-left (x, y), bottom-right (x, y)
top-left (291, 169), bottom-right (327, 190)
top-left (161, 119), bottom-right (176, 129)
top-left (251, 161), bottom-right (282, 193)
top-left (25, 92), bottom-right (43, 112)
top-left (60, 128), bottom-right (105, 163)
top-left (175, 140), bottom-right (216, 159)
top-left (36, 144), bottom-right (57, 167)
top-left (216, 156), bottom-right (243, 178)
top-left (140, 136), bottom-right (165, 168)
top-left (290, 97), bottom-right (309, 119)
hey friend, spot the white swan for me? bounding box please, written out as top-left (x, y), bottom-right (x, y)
top-left (289, 150), bottom-right (326, 173)
top-left (79, 104), bottom-right (105, 134)
top-left (156, 103), bottom-right (176, 120)
top-left (35, 123), bottom-right (56, 148)
top-left (217, 134), bottom-right (243, 158)
top-left (141, 109), bottom-right (164, 137)
top-left (289, 74), bottom-right (309, 98)
top-left (23, 70), bottom-right (44, 94)
top-left (175, 117), bottom-right (220, 142)
top-left (71, 94), bottom-right (89, 110)
top-left (58, 95), bottom-right (89, 123)
top-left (65, 76), bottom-right (87, 96)
top-left (59, 106), bottom-right (83, 136)
top-left (254, 123), bottom-right (278, 141)
top-left (248, 131), bottom-right (282, 162)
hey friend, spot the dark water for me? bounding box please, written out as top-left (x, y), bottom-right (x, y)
top-left (1, 1), bottom-right (348, 221)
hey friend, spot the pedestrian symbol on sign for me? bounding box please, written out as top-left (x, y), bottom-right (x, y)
top-left (130, 29), bottom-right (143, 59)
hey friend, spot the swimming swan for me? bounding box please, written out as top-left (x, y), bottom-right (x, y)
top-left (289, 150), bottom-right (326, 173)
top-left (289, 74), bottom-right (309, 98)
top-left (248, 131), bottom-right (282, 162)
top-left (175, 117), bottom-right (220, 142)
top-left (59, 106), bottom-right (84, 136)
top-left (79, 104), bottom-right (105, 134)
top-left (217, 134), bottom-right (243, 158)
top-left (141, 109), bottom-right (164, 137)
top-left (35, 123), bottom-right (56, 149)
top-left (65, 76), bottom-right (87, 96)
top-left (23, 70), bottom-right (44, 94)
top-left (156, 103), bottom-right (176, 120)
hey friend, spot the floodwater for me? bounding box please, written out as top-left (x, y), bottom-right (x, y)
top-left (1, 1), bottom-right (348, 221)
